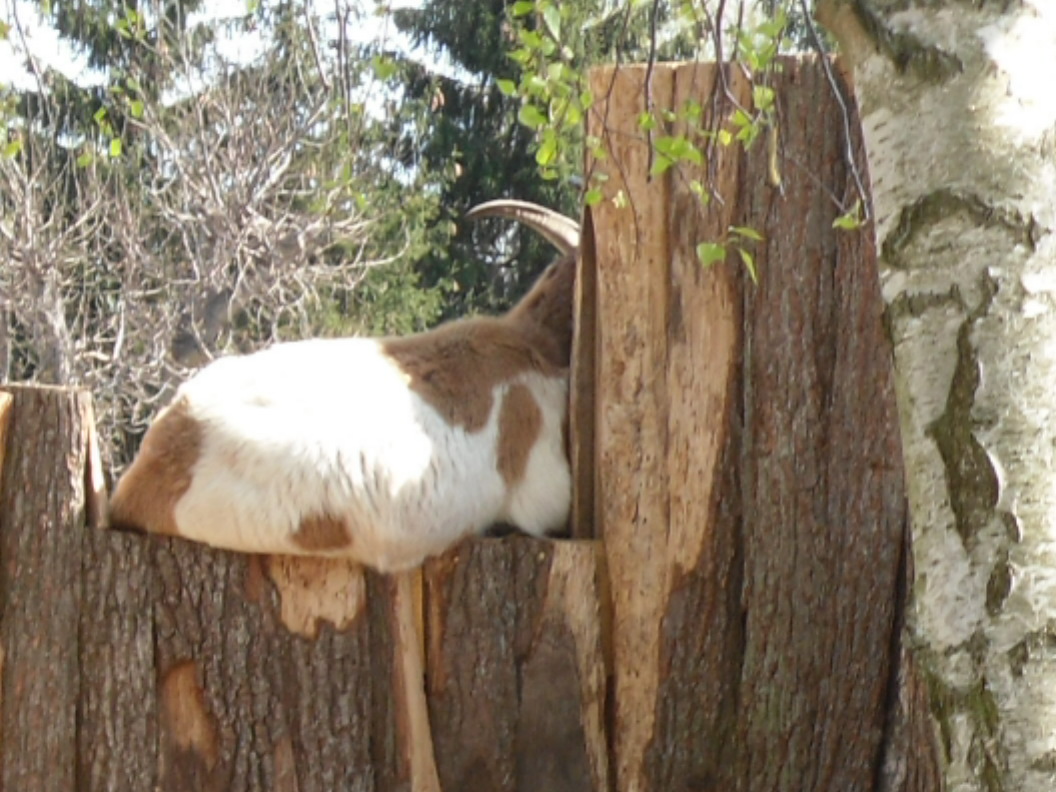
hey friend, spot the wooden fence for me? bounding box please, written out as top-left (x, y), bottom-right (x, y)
top-left (0, 59), bottom-right (939, 792)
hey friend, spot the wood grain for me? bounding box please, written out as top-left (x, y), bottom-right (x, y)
top-left (422, 537), bottom-right (608, 792)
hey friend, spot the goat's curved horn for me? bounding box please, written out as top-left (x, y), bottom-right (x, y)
top-left (465, 200), bottom-right (579, 257)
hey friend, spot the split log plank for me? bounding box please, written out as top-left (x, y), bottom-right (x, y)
top-left (423, 537), bottom-right (608, 792)
top-left (733, 57), bottom-right (905, 791)
top-left (584, 59), bottom-right (933, 792)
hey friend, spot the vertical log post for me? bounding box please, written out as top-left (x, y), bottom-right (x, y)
top-left (585, 62), bottom-right (748, 792)
top-left (0, 385), bottom-right (439, 791)
top-left (584, 58), bottom-right (932, 791)
top-left (422, 539), bottom-right (608, 792)
top-left (0, 385), bottom-right (607, 792)
top-left (0, 387), bottom-right (92, 790)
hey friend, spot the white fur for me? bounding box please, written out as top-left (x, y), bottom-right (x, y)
top-left (166, 337), bottom-right (570, 572)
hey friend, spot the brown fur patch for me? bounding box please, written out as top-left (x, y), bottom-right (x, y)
top-left (108, 397), bottom-right (202, 537)
top-left (382, 252), bottom-right (573, 431)
top-left (496, 384), bottom-right (542, 485)
top-left (290, 513), bottom-right (354, 552)
top-left (383, 317), bottom-right (560, 432)
top-left (506, 253), bottom-right (576, 367)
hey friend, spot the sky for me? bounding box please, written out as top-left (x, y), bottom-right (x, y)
top-left (0, 0), bottom-right (104, 90)
top-left (0, 0), bottom-right (459, 96)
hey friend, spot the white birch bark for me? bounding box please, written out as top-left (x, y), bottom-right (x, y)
top-left (817, 1), bottom-right (1056, 790)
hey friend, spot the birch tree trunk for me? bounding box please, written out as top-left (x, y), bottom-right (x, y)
top-left (817, 2), bottom-right (1056, 790)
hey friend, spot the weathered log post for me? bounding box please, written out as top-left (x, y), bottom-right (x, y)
top-left (582, 59), bottom-right (941, 791)
top-left (0, 385), bottom-right (607, 792)
top-left (0, 386), bottom-right (424, 792)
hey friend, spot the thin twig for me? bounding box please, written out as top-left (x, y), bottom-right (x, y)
top-left (799, 0), bottom-right (871, 220)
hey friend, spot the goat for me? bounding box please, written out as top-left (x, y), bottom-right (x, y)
top-left (108, 201), bottom-right (580, 573)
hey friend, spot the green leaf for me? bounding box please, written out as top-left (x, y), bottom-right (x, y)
top-left (753, 85), bottom-right (775, 112)
top-left (3, 139), bottom-right (22, 158)
top-left (511, 0), bottom-right (535, 17)
top-left (508, 47), bottom-right (532, 65)
top-left (76, 151), bottom-right (94, 168)
top-left (650, 155), bottom-right (674, 177)
top-left (585, 187), bottom-right (603, 207)
top-left (563, 102), bottom-right (582, 126)
top-left (717, 129), bottom-right (733, 146)
top-left (637, 111), bottom-right (656, 131)
top-left (736, 122), bottom-right (760, 147)
top-left (541, 3), bottom-right (561, 38)
top-left (833, 212), bottom-right (862, 231)
top-left (519, 29), bottom-right (544, 49)
top-left (738, 247), bottom-right (758, 283)
top-left (536, 136), bottom-right (558, 166)
top-left (93, 107), bottom-right (107, 124)
top-left (697, 242), bottom-right (726, 267)
top-left (654, 135), bottom-right (702, 166)
top-left (0, 20), bottom-right (10, 40)
top-left (129, 99), bottom-right (144, 118)
top-left (110, 138), bottom-right (122, 158)
top-left (126, 76), bottom-right (142, 95)
top-left (579, 89), bottom-right (594, 110)
top-left (371, 55), bottom-right (398, 81)
top-left (518, 104), bottom-right (547, 129)
top-left (730, 225), bottom-right (763, 242)
top-left (496, 79), bottom-right (518, 97)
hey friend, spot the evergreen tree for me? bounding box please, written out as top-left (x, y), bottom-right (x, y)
top-left (393, 0), bottom-right (704, 316)
top-left (0, 0), bottom-right (450, 466)
top-left (394, 0), bottom-right (578, 317)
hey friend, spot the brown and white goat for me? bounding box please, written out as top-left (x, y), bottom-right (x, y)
top-left (108, 201), bottom-right (579, 572)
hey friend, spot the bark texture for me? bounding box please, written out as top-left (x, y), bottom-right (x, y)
top-left (423, 540), bottom-right (608, 792)
top-left (0, 385), bottom-right (401, 791)
top-left (818, 2), bottom-right (1056, 790)
top-left (584, 60), bottom-right (932, 791)
top-left (0, 385), bottom-right (606, 791)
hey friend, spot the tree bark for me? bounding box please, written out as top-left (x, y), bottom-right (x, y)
top-left (584, 59), bottom-right (934, 791)
top-left (0, 386), bottom-right (426, 792)
top-left (0, 387), bottom-right (89, 791)
top-left (0, 385), bottom-right (607, 791)
top-left (818, 2), bottom-right (1056, 789)
top-left (423, 540), bottom-right (608, 792)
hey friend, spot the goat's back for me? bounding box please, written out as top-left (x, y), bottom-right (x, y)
top-left (110, 331), bottom-right (570, 571)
